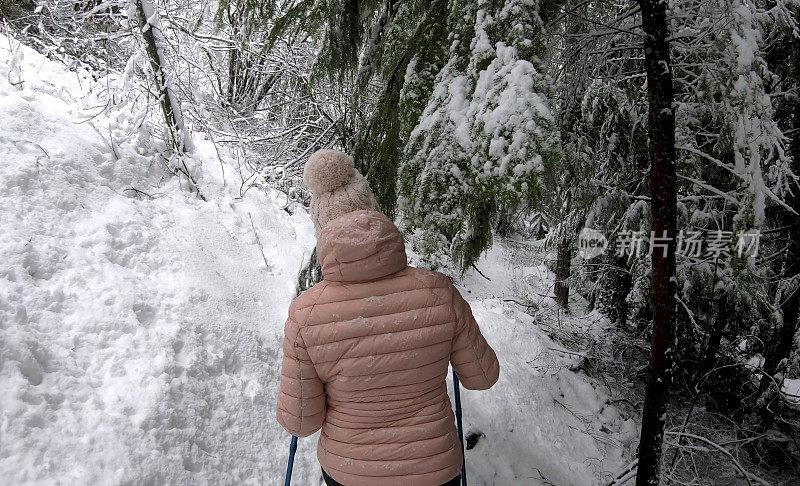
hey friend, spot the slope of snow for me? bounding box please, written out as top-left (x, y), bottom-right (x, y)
top-left (0, 34), bottom-right (318, 484)
top-left (1, 34), bottom-right (633, 485)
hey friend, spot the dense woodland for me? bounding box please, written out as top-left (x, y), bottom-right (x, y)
top-left (2, 0), bottom-right (799, 484)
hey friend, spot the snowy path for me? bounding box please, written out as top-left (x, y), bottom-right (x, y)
top-left (440, 244), bottom-right (636, 485)
top-left (0, 34), bottom-right (634, 485)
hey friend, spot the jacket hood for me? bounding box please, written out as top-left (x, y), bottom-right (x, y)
top-left (316, 210), bottom-right (407, 282)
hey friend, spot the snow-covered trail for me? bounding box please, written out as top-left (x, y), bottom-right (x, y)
top-left (1, 34), bottom-right (634, 485)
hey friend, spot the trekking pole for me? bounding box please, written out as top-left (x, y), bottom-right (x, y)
top-left (284, 435), bottom-right (298, 486)
top-left (452, 369), bottom-right (467, 486)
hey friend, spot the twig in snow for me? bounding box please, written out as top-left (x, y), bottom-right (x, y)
top-left (548, 346), bottom-right (588, 359)
top-left (554, 398), bottom-right (584, 422)
top-left (605, 459), bottom-right (638, 486)
top-left (532, 468), bottom-right (557, 486)
top-left (470, 263), bottom-right (491, 281)
top-left (664, 431), bottom-right (768, 486)
top-left (2, 136), bottom-right (50, 160)
top-left (123, 187), bottom-right (165, 199)
top-left (248, 212), bottom-right (272, 271)
top-left (503, 298), bottom-right (539, 310)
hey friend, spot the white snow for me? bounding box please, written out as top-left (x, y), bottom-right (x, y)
top-left (783, 378), bottom-right (800, 406)
top-left (0, 34), bottom-right (315, 484)
top-left (436, 244), bottom-right (634, 485)
top-left (1, 33), bottom-right (633, 485)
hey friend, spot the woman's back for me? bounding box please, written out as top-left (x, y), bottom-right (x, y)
top-left (277, 210), bottom-right (499, 486)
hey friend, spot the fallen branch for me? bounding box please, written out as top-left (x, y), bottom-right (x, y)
top-left (248, 213), bottom-right (272, 271)
top-left (470, 263), bottom-right (491, 281)
top-left (606, 458), bottom-right (638, 486)
top-left (123, 187), bottom-right (165, 199)
top-left (503, 298), bottom-right (539, 310)
top-left (664, 431), bottom-right (770, 486)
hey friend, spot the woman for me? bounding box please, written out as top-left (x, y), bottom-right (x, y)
top-left (277, 149), bottom-right (499, 486)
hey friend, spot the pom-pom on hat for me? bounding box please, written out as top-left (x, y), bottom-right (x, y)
top-left (303, 149), bottom-right (381, 235)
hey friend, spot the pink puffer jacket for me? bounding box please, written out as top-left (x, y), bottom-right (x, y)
top-left (276, 210), bottom-right (499, 486)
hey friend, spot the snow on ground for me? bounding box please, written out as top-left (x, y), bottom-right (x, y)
top-left (0, 34), bottom-right (317, 484)
top-left (435, 244), bottom-right (637, 485)
top-left (0, 34), bottom-right (634, 485)
top-left (784, 379), bottom-right (800, 406)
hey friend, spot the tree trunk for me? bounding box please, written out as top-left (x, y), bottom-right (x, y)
top-left (635, 1), bottom-right (677, 485)
top-left (699, 258), bottom-right (721, 377)
top-left (134, 0), bottom-right (189, 153)
top-left (555, 240), bottom-right (571, 310)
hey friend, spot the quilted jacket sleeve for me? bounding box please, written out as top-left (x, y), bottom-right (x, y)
top-left (276, 310), bottom-right (326, 437)
top-left (449, 284), bottom-right (500, 390)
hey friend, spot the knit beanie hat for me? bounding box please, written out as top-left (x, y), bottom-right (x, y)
top-left (303, 149), bottom-right (381, 235)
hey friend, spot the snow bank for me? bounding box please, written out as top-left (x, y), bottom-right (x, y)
top-left (0, 34), bottom-right (317, 484)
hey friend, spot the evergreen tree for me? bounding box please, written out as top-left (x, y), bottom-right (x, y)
top-left (545, 0), bottom-right (649, 320)
top-left (400, 0), bottom-right (560, 273)
top-left (751, 0), bottom-right (800, 424)
top-left (353, 0), bottom-right (451, 216)
top-left (267, 0), bottom-right (559, 273)
top-left (265, 1), bottom-right (451, 216)
top-left (552, 0), bottom-right (795, 373)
